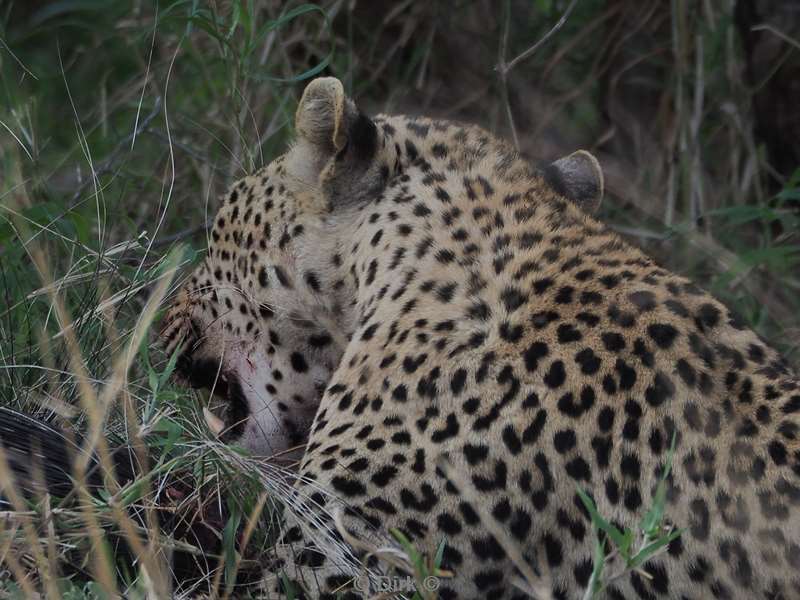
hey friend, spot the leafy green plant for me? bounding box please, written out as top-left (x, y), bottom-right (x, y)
top-left (577, 433), bottom-right (682, 599)
top-left (389, 529), bottom-right (451, 600)
top-left (278, 573), bottom-right (298, 600)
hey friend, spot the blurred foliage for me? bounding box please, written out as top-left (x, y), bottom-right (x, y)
top-left (2, 0), bottom-right (798, 380)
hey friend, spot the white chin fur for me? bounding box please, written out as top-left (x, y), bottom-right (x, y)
top-left (216, 343), bottom-right (326, 461)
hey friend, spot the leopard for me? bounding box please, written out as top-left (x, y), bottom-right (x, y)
top-left (160, 77), bottom-right (800, 599)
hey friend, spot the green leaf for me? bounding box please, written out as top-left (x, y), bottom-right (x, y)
top-left (69, 211), bottom-right (91, 245)
top-left (641, 431), bottom-right (677, 534)
top-left (786, 167), bottom-right (800, 188)
top-left (619, 527), bottom-right (634, 558)
top-left (91, 535), bottom-right (119, 591)
top-left (628, 528), bottom-right (683, 570)
top-left (433, 537), bottom-right (447, 569)
top-left (588, 523), bottom-right (605, 596)
top-left (247, 4), bottom-right (328, 52)
top-left (228, 0), bottom-right (243, 40)
top-left (279, 573), bottom-right (297, 600)
top-left (577, 487), bottom-right (627, 550)
top-left (245, 4), bottom-right (333, 83)
top-left (158, 346), bottom-right (182, 387)
top-left (156, 0), bottom-right (195, 22)
top-left (27, 0), bottom-right (109, 28)
top-left (640, 493), bottom-right (664, 536)
top-left (0, 215), bottom-right (15, 245)
top-left (741, 246), bottom-right (800, 271)
top-left (3, 579), bottom-right (24, 600)
top-left (269, 55), bottom-right (333, 83)
top-left (118, 478), bottom-right (147, 507)
top-left (707, 204), bottom-right (781, 226)
top-left (390, 527), bottom-right (426, 576)
top-left (148, 367), bottom-right (159, 395)
top-left (223, 505), bottom-right (243, 588)
top-left (150, 417), bottom-right (183, 456)
top-left (777, 187), bottom-right (800, 202)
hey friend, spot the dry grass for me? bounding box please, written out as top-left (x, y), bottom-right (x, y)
top-left (0, 0), bottom-right (798, 597)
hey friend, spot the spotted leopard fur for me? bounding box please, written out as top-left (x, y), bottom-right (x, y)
top-left (161, 77), bottom-right (800, 599)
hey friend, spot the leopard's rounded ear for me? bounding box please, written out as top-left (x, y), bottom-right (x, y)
top-left (291, 77), bottom-right (384, 205)
top-left (544, 150), bottom-right (604, 213)
top-left (295, 77), bottom-right (348, 152)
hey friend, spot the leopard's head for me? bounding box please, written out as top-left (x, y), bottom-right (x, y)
top-left (160, 78), bottom-right (398, 457)
top-left (160, 76), bottom-right (603, 458)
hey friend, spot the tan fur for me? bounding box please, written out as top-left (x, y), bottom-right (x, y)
top-left (161, 78), bottom-right (800, 600)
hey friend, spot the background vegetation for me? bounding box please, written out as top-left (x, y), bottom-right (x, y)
top-left (0, 0), bottom-right (798, 597)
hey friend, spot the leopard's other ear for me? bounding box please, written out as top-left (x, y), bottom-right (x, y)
top-left (295, 77), bottom-right (349, 152)
top-left (544, 150), bottom-right (604, 214)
